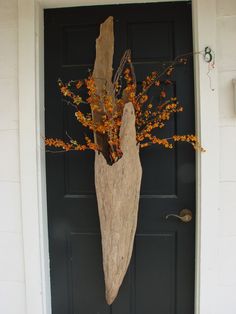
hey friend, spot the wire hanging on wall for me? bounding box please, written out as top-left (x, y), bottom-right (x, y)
top-left (203, 46), bottom-right (215, 91)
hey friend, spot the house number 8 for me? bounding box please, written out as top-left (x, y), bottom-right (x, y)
top-left (204, 46), bottom-right (213, 63)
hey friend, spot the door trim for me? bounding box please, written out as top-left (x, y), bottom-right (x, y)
top-left (18, 1), bottom-right (219, 314)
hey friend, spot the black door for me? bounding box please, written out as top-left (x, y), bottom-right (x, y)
top-left (45, 2), bottom-right (195, 314)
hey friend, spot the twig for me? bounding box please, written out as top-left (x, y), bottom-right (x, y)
top-left (45, 149), bottom-right (80, 153)
top-left (136, 50), bottom-right (204, 101)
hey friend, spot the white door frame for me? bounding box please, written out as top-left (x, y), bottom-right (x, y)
top-left (18, 1), bottom-right (219, 314)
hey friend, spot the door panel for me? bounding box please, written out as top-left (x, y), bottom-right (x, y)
top-left (45, 2), bottom-right (195, 314)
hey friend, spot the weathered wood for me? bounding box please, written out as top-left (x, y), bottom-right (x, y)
top-left (93, 16), bottom-right (114, 98)
top-left (92, 16), bottom-right (142, 304)
top-left (95, 102), bottom-right (142, 304)
top-left (92, 16), bottom-right (115, 164)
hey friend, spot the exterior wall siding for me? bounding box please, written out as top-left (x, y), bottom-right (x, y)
top-left (0, 1), bottom-right (26, 314)
top-left (217, 0), bottom-right (236, 312)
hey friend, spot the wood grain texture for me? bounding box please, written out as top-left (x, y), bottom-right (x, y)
top-left (95, 102), bottom-right (142, 304)
top-left (92, 16), bottom-right (115, 165)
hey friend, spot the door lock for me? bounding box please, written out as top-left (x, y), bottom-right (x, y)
top-left (165, 209), bottom-right (193, 223)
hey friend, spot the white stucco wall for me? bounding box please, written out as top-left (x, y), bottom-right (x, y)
top-left (0, 0), bottom-right (235, 314)
top-left (217, 0), bottom-right (236, 312)
top-left (0, 1), bottom-right (26, 314)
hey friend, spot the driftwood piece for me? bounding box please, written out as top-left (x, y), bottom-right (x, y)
top-left (92, 16), bottom-right (115, 164)
top-left (92, 16), bottom-right (142, 304)
top-left (95, 102), bottom-right (142, 304)
top-left (93, 16), bottom-right (114, 98)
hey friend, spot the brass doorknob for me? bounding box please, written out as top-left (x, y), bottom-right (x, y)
top-left (165, 209), bottom-right (192, 223)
